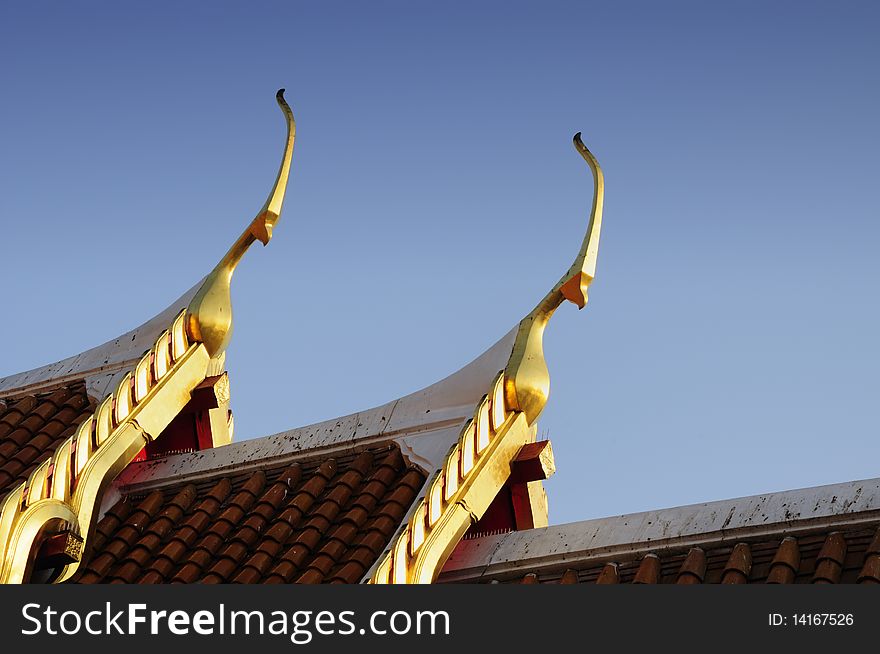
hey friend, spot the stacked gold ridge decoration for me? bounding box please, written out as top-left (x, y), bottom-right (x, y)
top-left (370, 134), bottom-right (604, 584)
top-left (0, 90), bottom-right (296, 584)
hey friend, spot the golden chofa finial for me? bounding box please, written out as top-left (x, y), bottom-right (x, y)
top-left (503, 133), bottom-right (605, 424)
top-left (560, 133), bottom-right (604, 309)
top-left (186, 89), bottom-right (296, 357)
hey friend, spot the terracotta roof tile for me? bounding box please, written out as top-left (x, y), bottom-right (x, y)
top-left (316, 538), bottom-right (350, 564)
top-left (366, 515), bottom-right (399, 536)
top-left (370, 457), bottom-right (404, 486)
top-left (264, 550), bottom-right (305, 584)
top-left (361, 480), bottom-right (390, 502)
top-left (75, 444), bottom-right (423, 584)
top-left (296, 569), bottom-right (325, 584)
top-left (309, 501), bottom-right (343, 526)
top-left (202, 558), bottom-right (239, 584)
top-left (301, 525), bottom-right (330, 552)
top-left (109, 560), bottom-right (144, 584)
top-left (205, 477), bottom-right (234, 504)
top-left (74, 491), bottom-right (165, 582)
top-left (355, 530), bottom-right (391, 555)
top-left (300, 552), bottom-right (337, 579)
top-left (138, 570), bottom-right (165, 584)
top-left (152, 538), bottom-right (189, 568)
top-left (376, 496), bottom-right (412, 523)
top-left (263, 519), bottom-right (297, 544)
top-left (386, 484), bottom-right (419, 508)
top-left (171, 563), bottom-right (202, 584)
top-left (767, 537), bottom-right (801, 584)
top-left (857, 555), bottom-right (880, 584)
top-left (240, 471), bottom-right (268, 496)
top-left (676, 548), bottom-right (707, 584)
top-left (346, 545), bottom-right (381, 569)
top-left (233, 566), bottom-right (263, 585)
top-left (233, 552), bottom-right (275, 583)
top-left (399, 469), bottom-right (427, 492)
top-left (857, 528), bottom-right (880, 583)
top-left (866, 528), bottom-right (880, 555)
top-left (336, 469), bottom-right (366, 490)
top-left (721, 543), bottom-right (752, 584)
top-left (340, 505), bottom-right (372, 525)
top-left (91, 499), bottom-right (131, 552)
top-left (275, 464), bottom-right (303, 489)
top-left (211, 541), bottom-right (249, 569)
top-left (592, 562), bottom-right (618, 584)
top-left (812, 532), bottom-right (847, 584)
top-left (324, 484), bottom-right (354, 508)
top-left (299, 462), bottom-right (335, 498)
top-left (632, 554), bottom-right (661, 584)
top-left (328, 522), bottom-right (359, 546)
top-left (288, 492), bottom-right (317, 515)
top-left (329, 560), bottom-right (368, 584)
top-left (559, 569), bottom-right (579, 585)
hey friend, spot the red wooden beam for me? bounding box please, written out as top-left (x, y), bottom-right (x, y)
top-left (510, 440), bottom-right (555, 483)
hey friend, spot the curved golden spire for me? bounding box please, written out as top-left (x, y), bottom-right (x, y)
top-left (503, 133), bottom-right (605, 424)
top-left (186, 90), bottom-right (296, 357)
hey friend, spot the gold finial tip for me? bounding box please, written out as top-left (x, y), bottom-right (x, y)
top-left (275, 89), bottom-right (293, 119)
top-left (573, 132), bottom-right (590, 153)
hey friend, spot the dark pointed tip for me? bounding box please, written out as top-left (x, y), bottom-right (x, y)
top-left (276, 88), bottom-right (286, 100)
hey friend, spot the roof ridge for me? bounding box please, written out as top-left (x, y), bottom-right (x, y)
top-left (440, 476), bottom-right (880, 582)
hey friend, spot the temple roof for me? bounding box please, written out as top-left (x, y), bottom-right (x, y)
top-left (66, 335), bottom-right (528, 583)
top-left (0, 91), bottom-right (616, 585)
top-left (440, 477), bottom-right (880, 584)
top-left (1, 87), bottom-right (874, 586)
top-left (0, 90), bottom-right (296, 584)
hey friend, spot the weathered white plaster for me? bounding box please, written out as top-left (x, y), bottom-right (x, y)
top-left (396, 424), bottom-right (463, 473)
top-left (440, 477), bottom-right (880, 582)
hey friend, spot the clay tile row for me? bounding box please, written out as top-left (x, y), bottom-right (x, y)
top-left (506, 525), bottom-right (880, 584)
top-left (75, 446), bottom-right (425, 584)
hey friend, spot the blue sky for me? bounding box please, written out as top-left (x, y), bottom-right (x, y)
top-left (1, 2), bottom-right (878, 524)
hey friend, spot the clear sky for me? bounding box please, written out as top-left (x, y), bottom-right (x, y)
top-left (1, 2), bottom-right (878, 525)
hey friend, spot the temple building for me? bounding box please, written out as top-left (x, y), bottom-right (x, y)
top-left (1, 92), bottom-right (878, 585)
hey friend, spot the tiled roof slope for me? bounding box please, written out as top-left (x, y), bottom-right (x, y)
top-left (72, 444), bottom-right (426, 584)
top-left (441, 477), bottom-right (880, 585)
top-left (500, 525), bottom-right (880, 584)
top-left (0, 381), bottom-right (94, 495)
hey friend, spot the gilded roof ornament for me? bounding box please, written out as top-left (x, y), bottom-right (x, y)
top-left (186, 89), bottom-right (296, 358)
top-left (504, 133), bottom-right (604, 424)
top-left (370, 135), bottom-right (605, 583)
top-left (0, 312), bottom-right (211, 583)
top-left (0, 90), bottom-right (297, 584)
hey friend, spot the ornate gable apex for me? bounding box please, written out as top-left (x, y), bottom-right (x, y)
top-left (2, 93), bottom-right (607, 584)
top-left (0, 90), bottom-right (295, 583)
